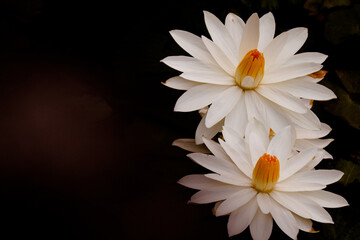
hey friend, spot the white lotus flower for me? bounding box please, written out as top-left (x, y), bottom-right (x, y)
top-left (178, 120), bottom-right (348, 239)
top-left (162, 11), bottom-right (336, 139)
top-left (173, 117), bottom-right (334, 160)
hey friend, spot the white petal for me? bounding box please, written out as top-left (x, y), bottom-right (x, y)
top-left (262, 63), bottom-right (323, 84)
top-left (202, 137), bottom-right (231, 162)
top-left (245, 91), bottom-right (292, 135)
top-left (178, 174), bottom-right (226, 190)
top-left (227, 198), bottom-right (258, 237)
top-left (239, 13), bottom-right (260, 61)
top-left (225, 13), bottom-right (245, 54)
top-left (284, 108), bottom-right (321, 130)
top-left (275, 27), bottom-right (308, 65)
top-left (163, 76), bottom-right (201, 90)
top-left (268, 77), bottom-right (337, 100)
top-left (254, 93), bottom-right (292, 133)
top-left (250, 210), bottom-right (273, 240)
top-left (293, 214), bottom-right (313, 232)
top-left (285, 52), bottom-right (328, 65)
top-left (224, 93), bottom-right (247, 137)
top-left (187, 153), bottom-right (240, 176)
top-left (195, 114), bottom-right (223, 144)
top-left (222, 125), bottom-right (247, 151)
top-left (180, 70), bottom-right (235, 85)
top-left (270, 191), bottom-right (334, 223)
top-left (279, 148), bottom-right (318, 182)
top-left (172, 138), bottom-right (210, 153)
top-left (323, 150), bottom-right (333, 160)
top-left (205, 86), bottom-right (242, 128)
top-left (219, 139), bottom-right (253, 178)
top-left (205, 173), bottom-right (251, 188)
top-left (294, 139), bottom-right (333, 151)
top-left (270, 191), bottom-right (312, 219)
top-left (170, 30), bottom-right (216, 65)
top-left (301, 98), bottom-right (313, 109)
top-left (216, 188), bottom-right (257, 216)
top-left (302, 149), bottom-right (328, 170)
top-left (257, 193), bottom-right (272, 214)
top-left (268, 198), bottom-right (299, 239)
top-left (174, 84), bottom-right (230, 112)
top-left (263, 30), bottom-right (288, 70)
top-left (275, 180), bottom-right (325, 192)
top-left (245, 118), bottom-right (269, 166)
top-left (289, 170), bottom-right (344, 186)
top-left (258, 12), bottom-right (275, 52)
top-left (161, 55), bottom-right (222, 74)
top-left (221, 127), bottom-right (252, 169)
top-left (267, 125), bottom-right (295, 166)
top-left (202, 36), bottom-right (236, 75)
top-left (295, 122), bottom-right (331, 139)
top-left (190, 189), bottom-right (236, 204)
top-left (244, 90), bottom-right (267, 124)
top-left (256, 85), bottom-right (308, 113)
top-left (204, 11), bottom-right (239, 66)
top-left (300, 190), bottom-right (349, 208)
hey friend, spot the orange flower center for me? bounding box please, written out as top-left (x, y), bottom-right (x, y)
top-left (235, 49), bottom-right (265, 90)
top-left (252, 153), bottom-right (280, 193)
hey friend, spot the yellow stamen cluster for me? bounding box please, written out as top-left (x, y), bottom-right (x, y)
top-left (252, 153), bottom-right (280, 193)
top-left (235, 49), bottom-right (265, 90)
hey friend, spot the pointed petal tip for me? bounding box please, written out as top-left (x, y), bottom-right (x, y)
top-left (262, 11), bottom-right (275, 20)
top-left (203, 10), bottom-right (211, 16)
top-left (169, 29), bottom-right (180, 34)
top-left (204, 115), bottom-right (217, 129)
top-left (296, 26), bottom-right (308, 33)
top-left (174, 100), bottom-right (194, 112)
top-left (250, 12), bottom-right (259, 19)
top-left (171, 139), bottom-right (179, 146)
top-left (169, 30), bottom-right (177, 37)
top-left (227, 227), bottom-right (237, 238)
top-left (226, 12), bottom-right (237, 18)
top-left (177, 178), bottom-right (185, 185)
top-left (159, 56), bottom-right (169, 63)
top-left (214, 211), bottom-right (222, 217)
top-left (173, 104), bottom-right (181, 112)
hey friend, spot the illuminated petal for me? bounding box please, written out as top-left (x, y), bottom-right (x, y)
top-left (204, 11), bottom-right (239, 65)
top-left (238, 13), bottom-right (260, 60)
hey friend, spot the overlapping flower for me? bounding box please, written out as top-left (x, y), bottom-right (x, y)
top-left (162, 11), bottom-right (336, 140)
top-left (178, 121), bottom-right (347, 239)
top-left (162, 10), bottom-right (347, 240)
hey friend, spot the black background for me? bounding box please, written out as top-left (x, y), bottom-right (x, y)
top-left (0, 0), bottom-right (358, 239)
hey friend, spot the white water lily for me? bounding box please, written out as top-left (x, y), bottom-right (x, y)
top-left (178, 120), bottom-right (348, 239)
top-left (162, 11), bottom-right (336, 138)
top-left (173, 117), bottom-right (334, 160)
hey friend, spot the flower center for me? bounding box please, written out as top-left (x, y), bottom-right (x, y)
top-left (252, 153), bottom-right (280, 193)
top-left (235, 49), bottom-right (265, 90)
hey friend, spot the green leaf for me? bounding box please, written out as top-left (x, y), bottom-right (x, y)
top-left (324, 6), bottom-right (360, 45)
top-left (304, 0), bottom-right (351, 16)
top-left (322, 81), bottom-right (360, 130)
top-left (336, 70), bottom-right (360, 94)
top-left (323, 0), bottom-right (351, 9)
top-left (336, 158), bottom-right (360, 185)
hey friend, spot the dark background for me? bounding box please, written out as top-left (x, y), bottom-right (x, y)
top-left (0, 0), bottom-right (358, 239)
